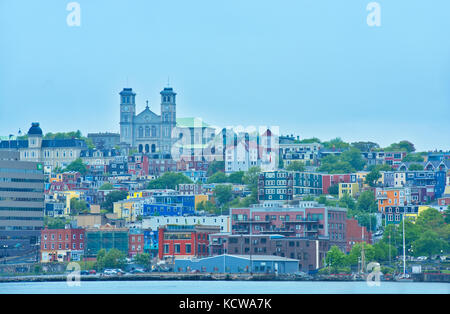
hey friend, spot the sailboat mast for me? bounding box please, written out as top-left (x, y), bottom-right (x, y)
top-left (402, 214), bottom-right (406, 276)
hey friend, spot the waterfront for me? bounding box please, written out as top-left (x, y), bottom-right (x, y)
top-left (0, 280), bottom-right (448, 294)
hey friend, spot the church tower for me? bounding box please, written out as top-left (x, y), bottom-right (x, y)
top-left (160, 87), bottom-right (177, 154)
top-left (119, 88), bottom-right (136, 146)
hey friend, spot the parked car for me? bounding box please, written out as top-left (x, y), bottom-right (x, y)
top-left (103, 269), bottom-right (117, 275)
top-left (89, 269), bottom-right (96, 275)
top-left (80, 270), bottom-right (89, 276)
top-left (417, 256), bottom-right (428, 261)
top-left (130, 268), bottom-right (146, 274)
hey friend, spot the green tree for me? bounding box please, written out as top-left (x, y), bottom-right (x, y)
top-left (365, 169), bottom-right (382, 187)
top-left (384, 140), bottom-right (415, 153)
top-left (96, 249), bottom-right (126, 270)
top-left (318, 153), bottom-right (355, 173)
top-left (299, 137), bottom-right (321, 144)
top-left (228, 171), bottom-right (245, 184)
top-left (147, 172), bottom-right (192, 189)
top-left (444, 206), bottom-right (450, 224)
top-left (101, 190), bottom-right (128, 211)
top-left (415, 207), bottom-right (445, 231)
top-left (325, 246), bottom-right (347, 272)
top-left (346, 242), bottom-right (376, 267)
top-left (285, 161), bottom-right (305, 172)
top-left (412, 230), bottom-right (447, 258)
top-left (356, 190), bottom-right (377, 213)
top-left (327, 184), bottom-right (339, 196)
top-left (99, 183), bottom-right (114, 190)
top-left (207, 160), bottom-right (225, 176)
top-left (70, 198), bottom-right (88, 215)
top-left (338, 194), bottom-right (356, 210)
top-left (64, 158), bottom-right (88, 175)
top-left (351, 141), bottom-right (380, 152)
top-left (402, 153), bottom-right (424, 163)
top-left (340, 148), bottom-right (366, 171)
top-left (408, 163), bottom-right (424, 171)
top-left (373, 241), bottom-right (396, 262)
top-left (95, 249), bottom-right (107, 270)
top-left (134, 253), bottom-right (151, 268)
top-left (322, 137), bottom-right (350, 150)
top-left (213, 184), bottom-right (233, 207)
top-left (207, 171), bottom-right (228, 184)
top-left (317, 195), bottom-right (328, 205)
top-left (196, 200), bottom-right (219, 214)
top-left (243, 166), bottom-right (261, 188)
top-left (44, 217), bottom-right (71, 229)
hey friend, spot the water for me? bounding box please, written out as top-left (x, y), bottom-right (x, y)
top-left (0, 280), bottom-right (448, 294)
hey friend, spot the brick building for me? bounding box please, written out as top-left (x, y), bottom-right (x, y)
top-left (345, 218), bottom-right (372, 253)
top-left (128, 231), bottom-right (144, 257)
top-left (158, 225), bottom-right (220, 261)
top-left (209, 233), bottom-right (329, 272)
top-left (40, 227), bottom-right (85, 262)
top-left (230, 202), bottom-right (347, 252)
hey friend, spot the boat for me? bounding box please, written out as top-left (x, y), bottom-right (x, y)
top-left (394, 217), bottom-right (413, 282)
top-left (394, 273), bottom-right (414, 282)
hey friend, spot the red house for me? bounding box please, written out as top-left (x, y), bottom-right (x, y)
top-left (128, 154), bottom-right (149, 177)
top-left (158, 225), bottom-right (220, 261)
top-left (322, 174), bottom-right (355, 194)
top-left (128, 232), bottom-right (144, 257)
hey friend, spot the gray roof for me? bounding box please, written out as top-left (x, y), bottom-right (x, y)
top-left (182, 254), bottom-right (299, 263)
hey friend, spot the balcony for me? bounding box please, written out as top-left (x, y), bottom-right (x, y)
top-left (263, 228), bottom-right (296, 235)
top-left (234, 220), bottom-right (270, 224)
top-left (284, 219), bottom-right (319, 224)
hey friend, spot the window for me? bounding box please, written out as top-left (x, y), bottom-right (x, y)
top-left (185, 244), bottom-right (191, 254)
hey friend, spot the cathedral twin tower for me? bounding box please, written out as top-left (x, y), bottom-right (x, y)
top-left (119, 87), bottom-right (177, 155)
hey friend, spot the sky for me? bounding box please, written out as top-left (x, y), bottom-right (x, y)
top-left (0, 0), bottom-right (449, 152)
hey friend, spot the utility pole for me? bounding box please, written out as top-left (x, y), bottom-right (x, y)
top-left (248, 207), bottom-right (253, 275)
top-left (361, 227), bottom-right (365, 274)
top-left (402, 214), bottom-right (406, 277)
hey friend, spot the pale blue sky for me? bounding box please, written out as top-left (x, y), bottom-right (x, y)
top-left (0, 0), bottom-right (449, 151)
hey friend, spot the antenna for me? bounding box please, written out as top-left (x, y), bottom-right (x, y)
top-left (167, 76), bottom-right (170, 87)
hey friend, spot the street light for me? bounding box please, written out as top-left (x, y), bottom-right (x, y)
top-left (2, 245), bottom-right (8, 263)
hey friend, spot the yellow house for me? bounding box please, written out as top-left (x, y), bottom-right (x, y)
top-left (339, 182), bottom-right (360, 199)
top-left (194, 195), bottom-right (209, 210)
top-left (54, 190), bottom-right (83, 215)
top-left (376, 172), bottom-right (387, 186)
top-left (127, 191), bottom-right (143, 199)
top-left (405, 206), bottom-right (433, 222)
top-left (356, 171), bottom-right (368, 181)
top-left (113, 199), bottom-right (134, 221)
top-left (49, 173), bottom-right (63, 183)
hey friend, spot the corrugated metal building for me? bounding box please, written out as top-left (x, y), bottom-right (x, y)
top-left (175, 254), bottom-right (299, 274)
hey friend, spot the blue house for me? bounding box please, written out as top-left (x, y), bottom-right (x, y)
top-left (143, 203), bottom-right (195, 216)
top-left (404, 171), bottom-right (446, 199)
top-left (175, 254), bottom-right (299, 274)
top-left (143, 229), bottom-right (158, 257)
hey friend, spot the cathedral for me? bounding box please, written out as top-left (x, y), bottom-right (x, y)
top-left (119, 86), bottom-right (177, 155)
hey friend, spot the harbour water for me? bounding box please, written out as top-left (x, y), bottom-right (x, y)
top-left (0, 280), bottom-right (449, 294)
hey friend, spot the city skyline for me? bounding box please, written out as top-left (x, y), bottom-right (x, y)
top-left (1, 0), bottom-right (450, 152)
